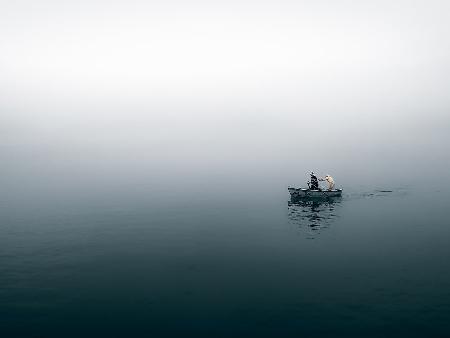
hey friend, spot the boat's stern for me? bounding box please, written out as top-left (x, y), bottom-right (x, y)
top-left (288, 187), bottom-right (308, 197)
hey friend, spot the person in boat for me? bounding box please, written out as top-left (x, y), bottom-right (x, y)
top-left (319, 175), bottom-right (335, 190)
top-left (309, 172), bottom-right (320, 190)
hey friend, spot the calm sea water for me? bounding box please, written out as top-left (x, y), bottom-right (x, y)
top-left (1, 169), bottom-right (450, 337)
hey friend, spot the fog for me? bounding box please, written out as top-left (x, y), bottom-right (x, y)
top-left (1, 0), bottom-right (450, 199)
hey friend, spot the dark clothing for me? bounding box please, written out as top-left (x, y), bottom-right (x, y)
top-left (310, 174), bottom-right (319, 190)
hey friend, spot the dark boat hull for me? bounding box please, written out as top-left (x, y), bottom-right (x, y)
top-left (288, 188), bottom-right (343, 198)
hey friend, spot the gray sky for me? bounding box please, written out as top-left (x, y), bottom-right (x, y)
top-left (1, 0), bottom-right (450, 186)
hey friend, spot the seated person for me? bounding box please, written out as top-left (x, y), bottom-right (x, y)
top-left (309, 172), bottom-right (320, 190)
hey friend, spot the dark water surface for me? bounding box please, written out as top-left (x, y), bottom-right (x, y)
top-left (1, 179), bottom-right (450, 337)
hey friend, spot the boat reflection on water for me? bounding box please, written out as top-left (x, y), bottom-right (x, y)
top-left (287, 197), bottom-right (342, 238)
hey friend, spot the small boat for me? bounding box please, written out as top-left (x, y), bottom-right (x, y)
top-left (288, 187), bottom-right (343, 199)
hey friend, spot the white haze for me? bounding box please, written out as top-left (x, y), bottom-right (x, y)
top-left (1, 0), bottom-right (450, 196)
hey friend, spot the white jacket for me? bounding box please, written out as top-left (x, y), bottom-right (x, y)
top-left (321, 175), bottom-right (335, 190)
